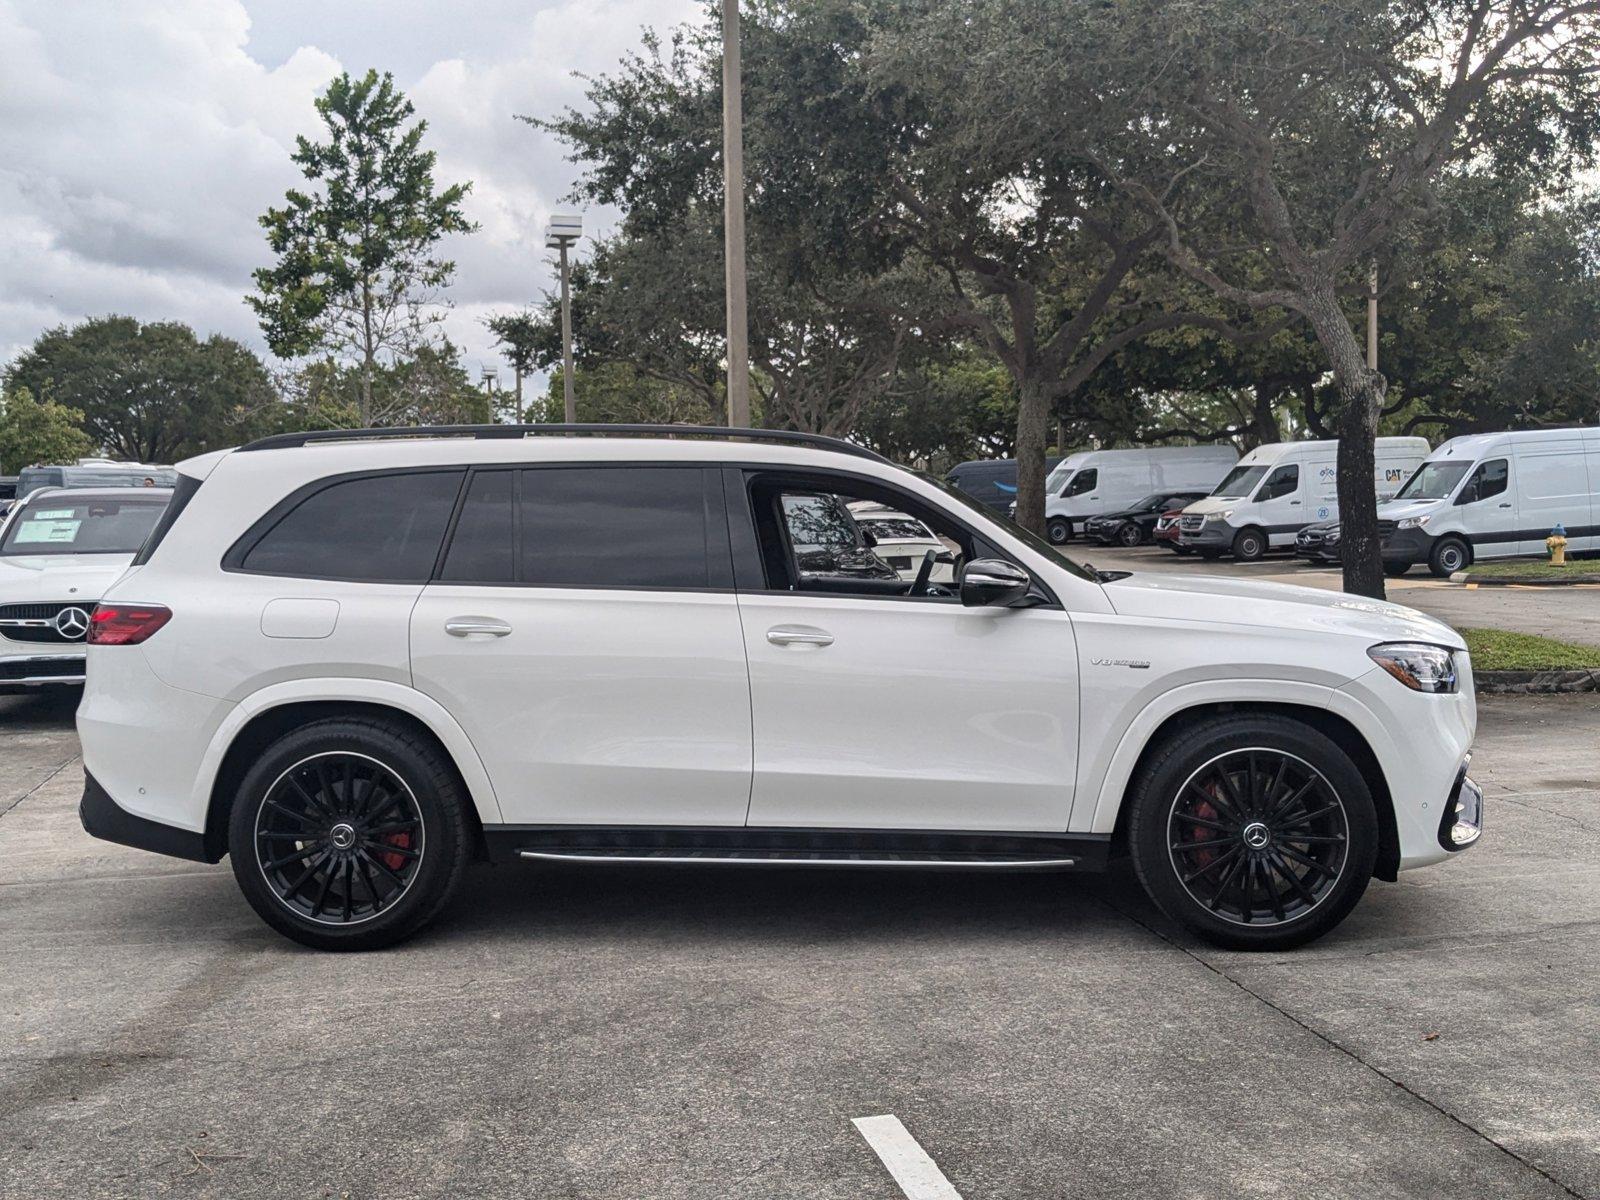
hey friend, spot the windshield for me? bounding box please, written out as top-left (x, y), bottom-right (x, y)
top-left (1394, 460), bottom-right (1471, 501)
top-left (923, 473), bottom-right (1098, 583)
top-left (0, 496), bottom-right (169, 556)
top-left (1211, 465), bottom-right (1268, 498)
top-left (1125, 494), bottom-right (1167, 512)
top-left (1045, 461), bottom-right (1075, 491)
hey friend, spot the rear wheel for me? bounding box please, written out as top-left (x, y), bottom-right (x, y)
top-left (1429, 537), bottom-right (1470, 578)
top-left (1046, 517), bottom-right (1073, 545)
top-left (228, 717), bottom-right (470, 951)
top-left (1231, 527), bottom-right (1268, 562)
top-left (1116, 522), bottom-right (1143, 548)
top-left (1127, 714), bottom-right (1377, 951)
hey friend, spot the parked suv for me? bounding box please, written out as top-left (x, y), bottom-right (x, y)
top-left (79, 427), bottom-right (1482, 952)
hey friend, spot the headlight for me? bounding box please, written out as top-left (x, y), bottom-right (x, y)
top-left (1397, 515), bottom-right (1430, 530)
top-left (1325, 528), bottom-right (1341, 543)
top-left (1204, 510), bottom-right (1234, 524)
top-left (1367, 643), bottom-right (1459, 693)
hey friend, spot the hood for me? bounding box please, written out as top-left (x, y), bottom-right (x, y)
top-left (1377, 497), bottom-right (1443, 522)
top-left (0, 554), bottom-right (134, 604)
top-left (1103, 571), bottom-right (1465, 649)
top-left (1181, 496), bottom-right (1239, 516)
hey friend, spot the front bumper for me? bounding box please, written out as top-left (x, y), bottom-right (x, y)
top-left (1178, 523), bottom-right (1231, 548)
top-left (1380, 526), bottom-right (1435, 565)
top-left (79, 769), bottom-right (219, 863)
top-left (0, 653), bottom-right (85, 686)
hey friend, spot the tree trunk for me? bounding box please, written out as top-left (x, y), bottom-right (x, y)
top-left (1251, 382), bottom-right (1280, 450)
top-left (360, 277), bottom-right (375, 427)
top-left (514, 368), bottom-right (524, 424)
top-left (1014, 377), bottom-right (1052, 536)
top-left (1301, 286), bottom-right (1387, 599)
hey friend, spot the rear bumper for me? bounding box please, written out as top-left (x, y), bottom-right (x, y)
top-left (79, 769), bottom-right (220, 863)
top-left (0, 653), bottom-right (85, 686)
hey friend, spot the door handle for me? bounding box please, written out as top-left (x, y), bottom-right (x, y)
top-left (1289, 500), bottom-right (1302, 505)
top-left (767, 625), bottom-right (834, 648)
top-left (445, 617), bottom-right (513, 638)
top-left (1498, 502), bottom-right (1512, 508)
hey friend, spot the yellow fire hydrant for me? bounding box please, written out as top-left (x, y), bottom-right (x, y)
top-left (1547, 524), bottom-right (1568, 566)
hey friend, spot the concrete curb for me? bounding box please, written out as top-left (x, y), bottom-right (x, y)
top-left (1462, 573), bottom-right (1600, 586)
top-left (1476, 668), bottom-right (1600, 694)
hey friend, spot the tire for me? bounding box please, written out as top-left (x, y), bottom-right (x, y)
top-left (1116, 522), bottom-right (1143, 548)
top-left (1428, 537), bottom-right (1469, 578)
top-left (1383, 562), bottom-right (1412, 578)
top-left (1231, 527), bottom-right (1268, 562)
top-left (1126, 713), bottom-right (1378, 951)
top-left (228, 716), bottom-right (471, 951)
top-left (1170, 545), bottom-right (1193, 556)
top-left (1197, 548), bottom-right (1223, 560)
top-left (1046, 517), bottom-right (1073, 545)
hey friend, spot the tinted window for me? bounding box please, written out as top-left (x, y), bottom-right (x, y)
top-left (1, 495), bottom-right (169, 556)
top-left (1062, 468), bottom-right (1098, 497)
top-left (241, 470), bottom-right (462, 581)
top-left (1257, 465), bottom-right (1299, 500)
top-left (441, 470), bottom-right (515, 582)
top-left (518, 467), bottom-right (712, 588)
top-left (1457, 458), bottom-right (1508, 504)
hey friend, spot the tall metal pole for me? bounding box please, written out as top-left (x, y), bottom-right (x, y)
top-left (721, 0), bottom-right (751, 428)
top-left (560, 240), bottom-right (576, 424)
top-left (1367, 260), bottom-right (1379, 371)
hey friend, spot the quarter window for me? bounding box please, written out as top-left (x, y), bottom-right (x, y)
top-left (440, 470), bottom-right (515, 583)
top-left (239, 470), bottom-right (463, 581)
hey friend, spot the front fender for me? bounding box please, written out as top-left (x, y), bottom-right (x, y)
top-left (189, 677), bottom-right (505, 827)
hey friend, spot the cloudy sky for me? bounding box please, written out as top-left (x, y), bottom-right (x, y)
top-left (0, 0), bottom-right (698, 385)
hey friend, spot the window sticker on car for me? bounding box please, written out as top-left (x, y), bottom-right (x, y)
top-left (14, 518), bottom-right (83, 544)
top-left (31, 509), bottom-right (76, 519)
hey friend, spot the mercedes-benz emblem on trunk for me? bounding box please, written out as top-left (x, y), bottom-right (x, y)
top-left (54, 607), bottom-right (91, 640)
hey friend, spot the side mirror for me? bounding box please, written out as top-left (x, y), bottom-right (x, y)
top-left (959, 558), bottom-right (1032, 608)
top-left (860, 527), bottom-right (878, 548)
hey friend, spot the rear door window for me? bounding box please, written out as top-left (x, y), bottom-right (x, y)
top-left (516, 466), bottom-right (719, 589)
top-left (236, 470), bottom-right (463, 582)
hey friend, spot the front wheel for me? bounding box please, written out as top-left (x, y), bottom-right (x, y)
top-left (1429, 538), bottom-right (1470, 578)
top-left (1046, 517), bottom-right (1073, 545)
top-left (228, 717), bottom-right (471, 951)
top-left (1116, 522), bottom-right (1143, 548)
top-left (1126, 714), bottom-right (1377, 951)
top-left (1231, 527), bottom-right (1268, 562)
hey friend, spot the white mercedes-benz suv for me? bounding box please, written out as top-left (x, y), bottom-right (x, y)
top-left (0, 486), bottom-right (172, 689)
top-left (78, 427), bottom-right (1482, 952)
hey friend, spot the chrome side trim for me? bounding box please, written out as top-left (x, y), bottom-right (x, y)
top-left (518, 850), bottom-right (1076, 870)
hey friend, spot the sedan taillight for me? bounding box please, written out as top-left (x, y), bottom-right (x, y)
top-left (87, 604), bottom-right (173, 646)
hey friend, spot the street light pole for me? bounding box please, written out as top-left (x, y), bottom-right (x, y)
top-left (545, 213), bottom-right (583, 424)
top-left (721, 0), bottom-right (751, 428)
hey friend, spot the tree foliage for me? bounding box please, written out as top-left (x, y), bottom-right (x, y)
top-left (4, 316), bottom-right (275, 462)
top-left (0, 387), bottom-right (95, 473)
top-left (251, 70), bottom-right (475, 425)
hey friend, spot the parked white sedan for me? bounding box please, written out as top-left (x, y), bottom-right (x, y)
top-left (848, 501), bottom-right (956, 583)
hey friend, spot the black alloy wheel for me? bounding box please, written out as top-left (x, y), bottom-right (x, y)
top-left (229, 717), bottom-right (470, 950)
top-left (1116, 522), bottom-right (1143, 547)
top-left (253, 752), bottom-right (425, 926)
top-left (1166, 749), bottom-right (1349, 926)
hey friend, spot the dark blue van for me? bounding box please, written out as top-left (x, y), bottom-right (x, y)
top-left (946, 457), bottom-right (1064, 510)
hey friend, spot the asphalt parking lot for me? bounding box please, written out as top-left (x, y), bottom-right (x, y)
top-left (3, 680), bottom-right (1598, 1199)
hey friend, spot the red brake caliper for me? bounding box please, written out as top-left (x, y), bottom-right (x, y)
top-left (378, 832), bottom-right (413, 873)
top-left (1186, 788), bottom-right (1221, 869)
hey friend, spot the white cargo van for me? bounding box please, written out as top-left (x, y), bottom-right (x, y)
top-left (1179, 437), bottom-right (1429, 560)
top-left (1378, 427), bottom-right (1599, 577)
top-left (1035, 445), bottom-right (1237, 544)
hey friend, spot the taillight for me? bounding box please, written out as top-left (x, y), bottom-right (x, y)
top-left (87, 604), bottom-right (173, 646)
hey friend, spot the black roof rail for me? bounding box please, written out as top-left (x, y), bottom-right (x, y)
top-left (236, 423), bottom-right (889, 464)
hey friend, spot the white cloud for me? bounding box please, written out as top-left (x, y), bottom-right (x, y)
top-left (0, 0), bottom-right (699, 392)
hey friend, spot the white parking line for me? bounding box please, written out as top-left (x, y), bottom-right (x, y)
top-left (852, 1114), bottom-right (964, 1200)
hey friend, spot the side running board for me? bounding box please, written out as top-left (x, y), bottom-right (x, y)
top-left (518, 848), bottom-right (1080, 870)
